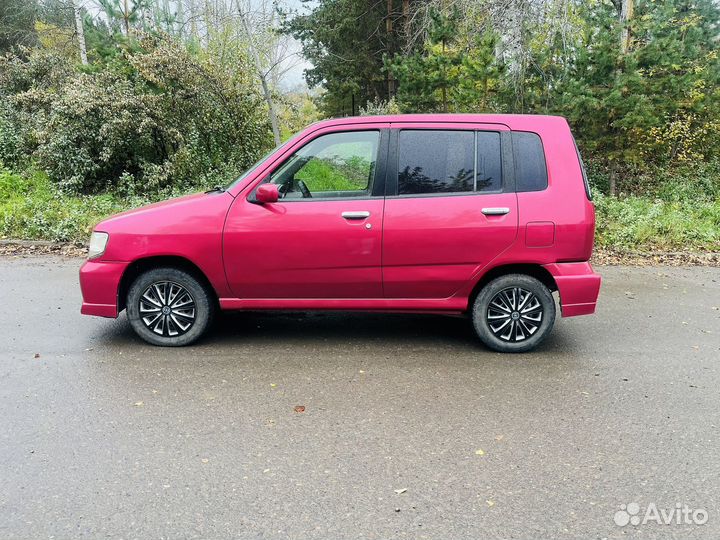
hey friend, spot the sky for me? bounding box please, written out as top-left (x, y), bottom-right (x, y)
top-left (276, 0), bottom-right (314, 90)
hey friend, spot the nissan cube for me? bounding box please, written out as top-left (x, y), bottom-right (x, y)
top-left (80, 114), bottom-right (601, 352)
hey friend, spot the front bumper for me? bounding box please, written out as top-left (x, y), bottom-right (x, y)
top-left (543, 262), bottom-right (601, 317)
top-left (79, 260), bottom-right (129, 318)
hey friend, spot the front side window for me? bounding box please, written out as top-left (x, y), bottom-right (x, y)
top-left (269, 131), bottom-right (379, 199)
top-left (397, 130), bottom-right (502, 195)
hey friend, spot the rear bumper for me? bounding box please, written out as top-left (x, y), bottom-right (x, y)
top-left (79, 260), bottom-right (129, 318)
top-left (543, 262), bottom-right (601, 317)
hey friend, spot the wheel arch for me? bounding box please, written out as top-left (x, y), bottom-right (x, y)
top-left (118, 255), bottom-right (219, 312)
top-left (468, 263), bottom-right (558, 311)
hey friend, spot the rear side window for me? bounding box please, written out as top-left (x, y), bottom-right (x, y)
top-left (573, 137), bottom-right (592, 200)
top-left (397, 130), bottom-right (502, 195)
top-left (512, 131), bottom-right (548, 192)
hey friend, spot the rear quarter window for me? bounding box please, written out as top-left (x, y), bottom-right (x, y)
top-left (512, 131), bottom-right (548, 192)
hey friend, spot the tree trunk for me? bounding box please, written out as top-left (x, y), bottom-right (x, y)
top-left (239, 7), bottom-right (281, 146)
top-left (386, 0), bottom-right (394, 98)
top-left (402, 0), bottom-right (409, 36)
top-left (441, 39), bottom-right (447, 113)
top-left (609, 165), bottom-right (618, 197)
top-left (123, 0), bottom-right (130, 35)
top-left (619, 0), bottom-right (634, 54)
top-left (73, 1), bottom-right (88, 65)
top-left (611, 0), bottom-right (633, 196)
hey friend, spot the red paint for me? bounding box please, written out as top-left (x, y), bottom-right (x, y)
top-left (80, 114), bottom-right (600, 322)
top-left (525, 221), bottom-right (555, 248)
top-left (254, 183), bottom-right (279, 204)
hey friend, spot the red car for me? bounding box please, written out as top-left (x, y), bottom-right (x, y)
top-left (80, 114), bottom-right (601, 352)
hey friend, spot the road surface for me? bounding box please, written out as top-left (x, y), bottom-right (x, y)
top-left (1, 256), bottom-right (718, 539)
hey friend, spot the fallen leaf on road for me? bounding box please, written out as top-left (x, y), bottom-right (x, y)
top-left (486, 500), bottom-right (495, 507)
top-left (270, 383), bottom-right (277, 388)
top-left (134, 401), bottom-right (144, 407)
top-left (394, 488), bottom-right (407, 494)
top-left (34, 353), bottom-right (40, 359)
top-left (201, 458), bottom-right (209, 463)
top-left (495, 435), bottom-right (504, 441)
top-left (475, 449), bottom-right (485, 456)
top-left (294, 405), bottom-right (305, 413)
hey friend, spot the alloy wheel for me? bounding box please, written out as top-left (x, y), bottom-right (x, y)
top-left (486, 286), bottom-right (543, 342)
top-left (138, 281), bottom-right (196, 337)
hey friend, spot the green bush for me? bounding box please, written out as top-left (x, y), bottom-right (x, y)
top-left (0, 167), bottom-right (148, 243)
top-left (594, 193), bottom-right (720, 251)
top-left (586, 159), bottom-right (720, 202)
top-left (0, 35), bottom-right (271, 196)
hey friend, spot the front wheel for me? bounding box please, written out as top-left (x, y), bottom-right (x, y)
top-left (472, 274), bottom-right (556, 353)
top-left (126, 267), bottom-right (215, 346)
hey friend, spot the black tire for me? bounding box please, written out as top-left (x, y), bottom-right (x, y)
top-left (472, 274), bottom-right (556, 353)
top-left (126, 267), bottom-right (215, 346)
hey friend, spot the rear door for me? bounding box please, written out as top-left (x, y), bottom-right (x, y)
top-left (382, 123), bottom-right (518, 298)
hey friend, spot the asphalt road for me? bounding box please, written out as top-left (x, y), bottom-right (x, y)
top-left (1, 256), bottom-right (719, 539)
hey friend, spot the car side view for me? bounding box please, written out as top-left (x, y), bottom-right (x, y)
top-left (79, 114), bottom-right (601, 352)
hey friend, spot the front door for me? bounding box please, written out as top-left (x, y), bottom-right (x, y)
top-left (382, 125), bottom-right (518, 298)
top-left (223, 128), bottom-right (387, 299)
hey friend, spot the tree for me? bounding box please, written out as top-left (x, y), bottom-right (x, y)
top-left (238, 5), bottom-right (281, 145)
top-left (0, 0), bottom-right (39, 52)
top-left (553, 0), bottom-right (720, 185)
top-left (284, 0), bottom-right (419, 116)
top-left (389, 8), bottom-right (503, 113)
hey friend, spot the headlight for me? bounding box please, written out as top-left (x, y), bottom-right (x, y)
top-left (88, 231), bottom-right (109, 260)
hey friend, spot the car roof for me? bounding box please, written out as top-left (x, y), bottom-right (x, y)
top-left (309, 113), bottom-right (568, 130)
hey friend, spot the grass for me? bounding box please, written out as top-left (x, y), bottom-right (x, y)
top-left (0, 168), bottom-right (152, 243)
top-left (593, 193), bottom-right (720, 251)
top-left (294, 156), bottom-right (372, 192)
top-left (1, 165), bottom-right (718, 253)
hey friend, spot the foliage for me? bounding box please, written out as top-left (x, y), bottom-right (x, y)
top-left (589, 159), bottom-right (719, 250)
top-left (550, 0), bottom-right (720, 173)
top-left (359, 97), bottom-right (401, 116)
top-left (295, 156), bottom-right (372, 192)
top-left (277, 91), bottom-right (321, 141)
top-left (594, 193), bottom-right (720, 251)
top-left (283, 0), bottom-right (413, 117)
top-left (0, 34), bottom-right (271, 195)
top-left (0, 167), bottom-right (153, 242)
top-left (0, 0), bottom-right (38, 52)
top-left (388, 8), bottom-right (503, 113)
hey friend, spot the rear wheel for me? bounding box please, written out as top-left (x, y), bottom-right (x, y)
top-left (126, 267), bottom-right (215, 346)
top-left (472, 274), bottom-right (555, 353)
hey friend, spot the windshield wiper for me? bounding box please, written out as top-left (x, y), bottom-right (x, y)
top-left (205, 186), bottom-right (225, 193)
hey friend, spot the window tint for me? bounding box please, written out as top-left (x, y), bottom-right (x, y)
top-left (398, 131), bottom-right (475, 195)
top-left (476, 132), bottom-right (502, 192)
top-left (270, 131), bottom-right (379, 199)
top-left (397, 130), bottom-right (502, 195)
top-left (512, 131), bottom-right (548, 192)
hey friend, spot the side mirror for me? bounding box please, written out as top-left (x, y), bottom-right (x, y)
top-left (253, 184), bottom-right (279, 204)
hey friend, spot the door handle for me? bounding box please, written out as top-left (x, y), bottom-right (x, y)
top-left (481, 207), bottom-right (510, 216)
top-left (341, 211), bottom-right (370, 219)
